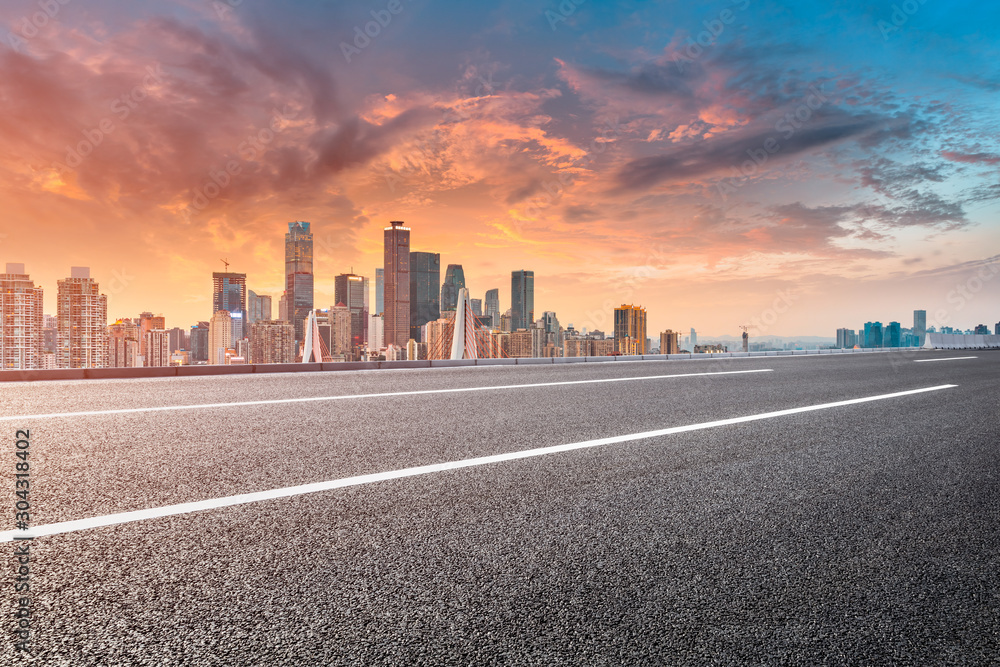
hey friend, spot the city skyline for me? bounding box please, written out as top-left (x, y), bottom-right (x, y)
top-left (1, 2), bottom-right (999, 337)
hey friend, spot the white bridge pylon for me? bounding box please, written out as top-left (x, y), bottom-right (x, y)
top-left (450, 288), bottom-right (479, 360)
top-left (302, 310), bottom-right (324, 363)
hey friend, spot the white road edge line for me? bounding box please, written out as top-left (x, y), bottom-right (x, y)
top-left (914, 356), bottom-right (978, 363)
top-left (0, 369), bottom-right (773, 421)
top-left (0, 384), bottom-right (957, 543)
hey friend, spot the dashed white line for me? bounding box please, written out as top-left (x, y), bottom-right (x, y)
top-left (0, 384), bottom-right (957, 543)
top-left (0, 369), bottom-right (772, 421)
top-left (914, 357), bottom-right (978, 363)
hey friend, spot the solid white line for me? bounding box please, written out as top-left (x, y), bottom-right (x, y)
top-left (0, 384), bottom-right (956, 542)
top-left (0, 369), bottom-right (772, 421)
top-left (914, 356), bottom-right (978, 363)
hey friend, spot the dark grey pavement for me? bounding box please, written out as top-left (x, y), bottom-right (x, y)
top-left (2, 351), bottom-right (998, 664)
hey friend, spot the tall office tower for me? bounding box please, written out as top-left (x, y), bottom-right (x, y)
top-left (330, 303), bottom-right (353, 357)
top-left (230, 311), bottom-right (245, 348)
top-left (863, 321), bottom-right (883, 348)
top-left (485, 289), bottom-right (500, 329)
top-left (190, 322), bottom-right (209, 362)
top-left (144, 330), bottom-right (171, 367)
top-left (369, 313), bottom-right (384, 353)
top-left (383, 221), bottom-right (410, 347)
top-left (248, 291), bottom-right (273, 324)
top-left (0, 263), bottom-right (44, 370)
top-left (57, 267), bottom-right (108, 369)
top-left (208, 310), bottom-right (233, 365)
top-left (249, 320), bottom-right (296, 364)
top-left (278, 293), bottom-right (288, 322)
top-left (471, 299), bottom-right (483, 317)
top-left (690, 328), bottom-right (698, 349)
top-left (108, 319), bottom-right (141, 368)
top-left (886, 322), bottom-right (901, 348)
top-left (335, 273), bottom-right (370, 352)
top-left (539, 311), bottom-right (562, 350)
top-left (166, 327), bottom-right (187, 353)
top-left (409, 252), bottom-right (440, 341)
top-left (375, 268), bottom-right (384, 315)
top-left (440, 264), bottom-right (466, 312)
top-left (614, 304), bottom-right (648, 355)
top-left (511, 270), bottom-right (534, 331)
top-left (212, 273), bottom-right (247, 319)
top-left (660, 330), bottom-right (680, 355)
top-left (285, 221), bottom-right (314, 342)
top-left (913, 309), bottom-right (927, 347)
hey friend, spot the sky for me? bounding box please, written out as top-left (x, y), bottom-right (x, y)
top-left (2, 0), bottom-right (999, 338)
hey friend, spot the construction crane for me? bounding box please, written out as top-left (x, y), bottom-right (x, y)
top-left (221, 258), bottom-right (230, 271)
top-left (738, 324), bottom-right (751, 352)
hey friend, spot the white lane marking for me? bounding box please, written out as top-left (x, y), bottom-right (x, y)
top-left (0, 384), bottom-right (956, 542)
top-left (914, 356), bottom-right (978, 363)
top-left (0, 369), bottom-right (773, 421)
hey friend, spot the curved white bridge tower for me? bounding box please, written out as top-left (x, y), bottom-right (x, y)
top-left (449, 288), bottom-right (479, 360)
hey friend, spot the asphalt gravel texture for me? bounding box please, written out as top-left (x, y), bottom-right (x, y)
top-left (1, 350), bottom-right (998, 665)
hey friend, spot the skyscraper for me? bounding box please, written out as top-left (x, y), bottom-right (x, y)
top-left (208, 310), bottom-right (232, 365)
top-left (863, 321), bottom-right (883, 348)
top-left (144, 329), bottom-right (171, 367)
top-left (248, 291), bottom-right (272, 324)
top-left (660, 330), bottom-right (680, 354)
top-left (0, 263), bottom-right (44, 370)
top-left (690, 328), bottom-right (698, 349)
top-left (57, 267), bottom-right (108, 369)
top-left (409, 252), bottom-right (440, 341)
top-left (614, 304), bottom-right (647, 355)
top-left (375, 268), bottom-right (384, 315)
top-left (471, 299), bottom-right (483, 317)
top-left (190, 322), bottom-right (209, 362)
top-left (441, 264), bottom-right (466, 312)
top-left (485, 288), bottom-right (500, 329)
top-left (285, 221), bottom-right (314, 342)
top-left (212, 273), bottom-right (247, 319)
top-left (886, 321), bottom-right (901, 348)
top-left (335, 273), bottom-right (369, 354)
top-left (108, 319), bottom-right (141, 368)
top-left (511, 270), bottom-right (534, 331)
top-left (913, 309), bottom-right (927, 347)
top-left (383, 221), bottom-right (410, 348)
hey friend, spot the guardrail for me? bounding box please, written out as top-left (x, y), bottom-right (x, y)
top-left (0, 346), bottom-right (969, 382)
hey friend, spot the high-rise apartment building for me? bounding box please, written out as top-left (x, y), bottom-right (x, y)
top-left (913, 310), bottom-right (927, 347)
top-left (166, 327), bottom-right (187, 353)
top-left (863, 321), bottom-right (883, 348)
top-left (285, 221), bottom-right (314, 342)
top-left (0, 263), bottom-right (44, 370)
top-left (208, 310), bottom-right (233, 365)
top-left (248, 291), bottom-right (272, 324)
top-left (383, 221), bottom-right (410, 348)
top-left (441, 264), bottom-right (466, 312)
top-left (144, 329), bottom-right (171, 367)
top-left (409, 252), bottom-right (440, 342)
top-left (335, 273), bottom-right (370, 352)
top-left (511, 270), bottom-right (534, 331)
top-left (369, 313), bottom-right (384, 353)
top-left (330, 303), bottom-right (353, 357)
top-left (660, 330), bottom-right (680, 355)
top-left (57, 267), bottom-right (108, 369)
top-left (614, 304), bottom-right (647, 355)
top-left (249, 320), bottom-right (295, 364)
top-left (836, 328), bottom-right (857, 349)
top-left (108, 319), bottom-right (141, 368)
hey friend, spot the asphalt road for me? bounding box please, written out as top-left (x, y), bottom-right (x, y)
top-left (2, 351), bottom-right (998, 665)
